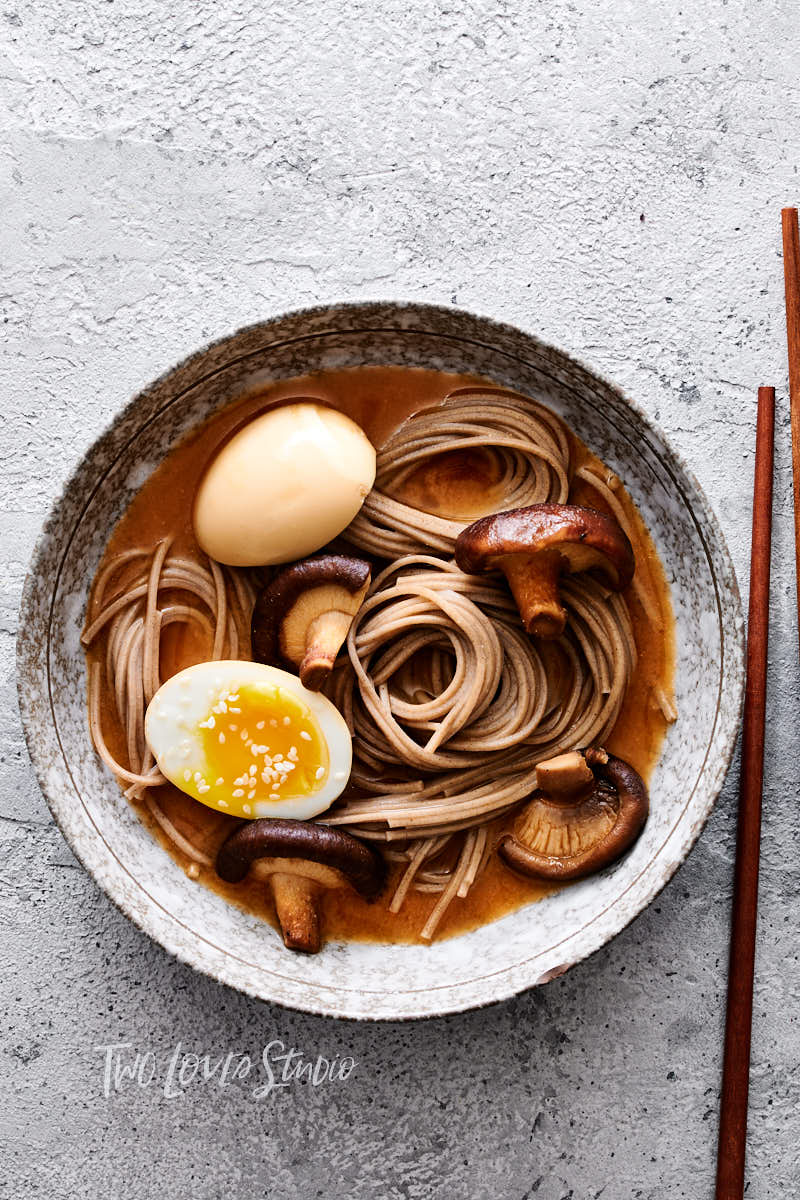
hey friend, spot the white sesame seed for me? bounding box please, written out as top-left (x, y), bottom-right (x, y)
top-left (288, 746), bottom-right (298, 762)
top-left (300, 730), bottom-right (312, 742)
top-left (240, 730), bottom-right (248, 741)
top-left (193, 771), bottom-right (202, 782)
top-left (269, 793), bottom-right (280, 801)
top-left (229, 707), bottom-right (241, 714)
top-left (249, 764), bottom-right (257, 776)
top-left (218, 732), bottom-right (226, 744)
top-left (229, 723), bottom-right (238, 731)
top-left (183, 769), bottom-right (191, 782)
top-left (248, 789), bottom-right (256, 800)
top-left (233, 789), bottom-right (244, 798)
top-left (215, 777), bottom-right (224, 787)
top-left (218, 799), bottom-right (229, 809)
top-left (269, 719), bottom-right (277, 728)
top-left (243, 804), bottom-right (251, 815)
top-left (256, 721), bottom-right (265, 730)
top-left (282, 716), bottom-right (291, 726)
top-left (315, 766), bottom-right (325, 780)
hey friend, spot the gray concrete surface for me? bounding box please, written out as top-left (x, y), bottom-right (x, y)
top-left (3, 2), bottom-right (799, 1196)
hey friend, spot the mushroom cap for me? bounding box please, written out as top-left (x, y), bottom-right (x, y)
top-left (454, 503), bottom-right (635, 589)
top-left (498, 749), bottom-right (648, 881)
top-left (251, 554), bottom-right (371, 676)
top-left (215, 817), bottom-right (386, 898)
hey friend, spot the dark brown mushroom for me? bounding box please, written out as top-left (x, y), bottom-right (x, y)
top-left (216, 818), bottom-right (386, 953)
top-left (454, 504), bottom-right (635, 638)
top-left (498, 747), bottom-right (648, 881)
top-left (251, 555), bottom-right (371, 690)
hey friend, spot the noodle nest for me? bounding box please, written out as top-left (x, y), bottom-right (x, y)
top-left (83, 385), bottom-right (646, 939)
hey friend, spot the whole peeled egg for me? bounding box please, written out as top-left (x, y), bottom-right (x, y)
top-left (193, 402), bottom-right (376, 566)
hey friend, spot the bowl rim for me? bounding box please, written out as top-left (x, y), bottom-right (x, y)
top-left (16, 299), bottom-right (745, 1020)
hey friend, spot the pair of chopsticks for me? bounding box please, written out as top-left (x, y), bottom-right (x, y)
top-left (714, 210), bottom-right (800, 1197)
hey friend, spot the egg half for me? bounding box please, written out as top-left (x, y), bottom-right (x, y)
top-left (144, 661), bottom-right (352, 820)
top-left (193, 402), bottom-right (376, 567)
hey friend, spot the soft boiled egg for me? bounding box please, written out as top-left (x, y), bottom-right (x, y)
top-left (193, 402), bottom-right (376, 567)
top-left (144, 661), bottom-right (352, 820)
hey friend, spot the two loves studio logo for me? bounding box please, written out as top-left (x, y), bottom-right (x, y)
top-left (95, 1040), bottom-right (357, 1100)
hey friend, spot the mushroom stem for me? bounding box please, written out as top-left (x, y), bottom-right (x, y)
top-left (535, 751), bottom-right (595, 800)
top-left (299, 610), bottom-right (357, 691)
top-left (502, 551), bottom-right (565, 638)
top-left (270, 873), bottom-right (322, 953)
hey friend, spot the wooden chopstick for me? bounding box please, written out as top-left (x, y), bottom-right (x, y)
top-left (782, 207), bottom-right (800, 644)
top-left (714, 386), bottom-right (774, 1200)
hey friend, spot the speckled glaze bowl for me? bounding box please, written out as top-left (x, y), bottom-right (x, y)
top-left (17, 302), bottom-right (744, 1020)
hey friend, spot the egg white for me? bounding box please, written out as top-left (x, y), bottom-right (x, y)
top-left (144, 660), bottom-right (352, 820)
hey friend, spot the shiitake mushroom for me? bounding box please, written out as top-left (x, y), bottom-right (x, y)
top-left (251, 555), bottom-right (371, 690)
top-left (498, 748), bottom-right (648, 881)
top-left (216, 818), bottom-right (386, 953)
top-left (455, 504), bottom-right (635, 638)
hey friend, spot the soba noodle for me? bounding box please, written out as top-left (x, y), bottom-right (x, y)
top-left (345, 387), bottom-right (572, 558)
top-left (325, 556), bottom-right (635, 830)
top-left (82, 544), bottom-right (255, 866)
top-left (83, 384), bottom-right (651, 940)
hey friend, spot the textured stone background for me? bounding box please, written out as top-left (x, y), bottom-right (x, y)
top-left (3, 2), bottom-right (799, 1197)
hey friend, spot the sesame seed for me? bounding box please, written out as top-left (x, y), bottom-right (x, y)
top-left (315, 766), bottom-right (325, 780)
top-left (240, 730), bottom-right (248, 741)
top-left (215, 777), bottom-right (224, 787)
top-left (243, 804), bottom-right (251, 815)
top-left (249, 764), bottom-right (257, 776)
top-left (229, 707), bottom-right (241, 714)
top-left (269, 793), bottom-right (280, 801)
top-left (300, 730), bottom-right (312, 742)
top-left (218, 799), bottom-right (229, 809)
top-left (186, 862), bottom-right (200, 879)
top-left (229, 723), bottom-right (238, 731)
top-left (233, 789), bottom-right (244, 798)
top-left (288, 746), bottom-right (298, 762)
top-left (248, 789), bottom-right (256, 800)
top-left (193, 771), bottom-right (203, 782)
top-left (269, 719), bottom-right (278, 728)
top-left (282, 716), bottom-right (291, 726)
top-left (218, 733), bottom-right (226, 744)
top-left (183, 769), bottom-right (191, 782)
top-left (256, 721), bottom-right (265, 730)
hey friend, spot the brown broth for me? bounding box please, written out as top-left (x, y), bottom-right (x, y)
top-left (87, 366), bottom-right (675, 945)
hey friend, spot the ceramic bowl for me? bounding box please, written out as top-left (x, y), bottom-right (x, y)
top-left (17, 302), bottom-right (744, 1019)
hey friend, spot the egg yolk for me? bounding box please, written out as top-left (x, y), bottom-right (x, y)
top-left (186, 681), bottom-right (329, 817)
